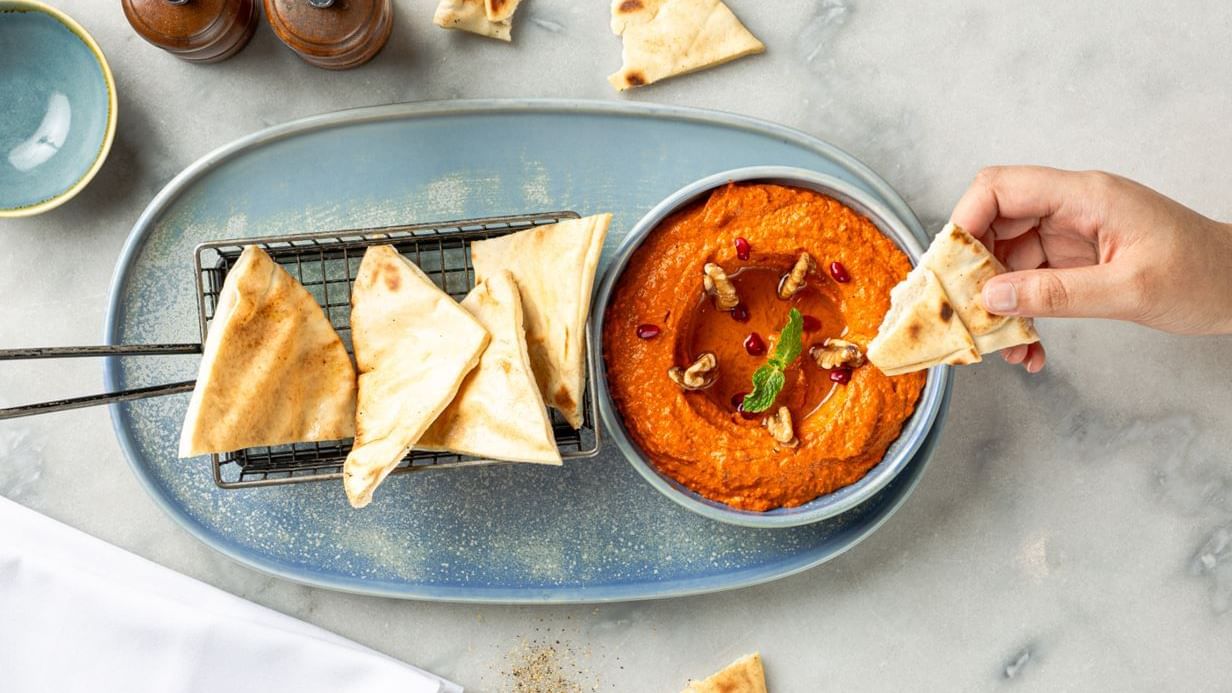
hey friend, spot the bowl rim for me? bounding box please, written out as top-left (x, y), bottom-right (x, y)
top-left (0, 0), bottom-right (118, 218)
top-left (591, 165), bottom-right (951, 528)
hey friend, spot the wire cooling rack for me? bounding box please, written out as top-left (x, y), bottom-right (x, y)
top-left (192, 211), bottom-right (601, 488)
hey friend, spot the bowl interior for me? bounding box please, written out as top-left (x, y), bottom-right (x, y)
top-left (0, 3), bottom-right (113, 214)
top-left (595, 166), bottom-right (949, 527)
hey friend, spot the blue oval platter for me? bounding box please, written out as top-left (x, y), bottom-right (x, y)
top-left (105, 100), bottom-right (952, 603)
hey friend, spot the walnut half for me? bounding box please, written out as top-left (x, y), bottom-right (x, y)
top-left (702, 263), bottom-right (740, 311)
top-left (810, 338), bottom-right (866, 370)
top-left (668, 352), bottom-right (719, 391)
top-left (764, 406), bottom-right (799, 449)
top-left (778, 252), bottom-right (817, 299)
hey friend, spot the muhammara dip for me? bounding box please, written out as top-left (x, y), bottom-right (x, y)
top-left (603, 183), bottom-right (926, 511)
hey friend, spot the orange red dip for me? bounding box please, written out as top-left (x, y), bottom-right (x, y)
top-left (603, 183), bottom-right (926, 511)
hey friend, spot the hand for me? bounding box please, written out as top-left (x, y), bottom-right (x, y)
top-left (949, 166), bottom-right (1232, 372)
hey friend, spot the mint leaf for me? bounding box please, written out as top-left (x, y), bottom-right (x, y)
top-left (742, 366), bottom-right (785, 414)
top-left (769, 308), bottom-right (804, 369)
top-left (740, 309), bottom-right (805, 415)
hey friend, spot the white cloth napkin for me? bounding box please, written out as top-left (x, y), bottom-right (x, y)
top-left (0, 496), bottom-right (461, 693)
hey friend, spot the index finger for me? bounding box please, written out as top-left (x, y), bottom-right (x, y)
top-left (950, 166), bottom-right (1076, 240)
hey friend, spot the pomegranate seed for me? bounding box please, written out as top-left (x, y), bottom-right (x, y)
top-left (801, 315), bottom-right (822, 332)
top-left (734, 237), bottom-right (751, 261)
top-left (730, 392), bottom-right (760, 420)
top-left (829, 261), bottom-right (851, 283)
top-left (636, 324), bottom-right (661, 339)
top-left (829, 367), bottom-right (853, 384)
top-left (730, 303), bottom-right (750, 323)
top-left (744, 332), bottom-right (767, 356)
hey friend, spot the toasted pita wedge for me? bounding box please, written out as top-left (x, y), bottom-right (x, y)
top-left (922, 223), bottom-right (1039, 353)
top-left (868, 267), bottom-right (981, 376)
top-left (344, 246), bottom-right (490, 508)
top-left (434, 0), bottom-right (512, 41)
top-left (682, 653), bottom-right (767, 693)
top-left (179, 246), bottom-right (356, 458)
top-left (419, 272), bottom-right (562, 465)
top-left (608, 0), bottom-right (765, 91)
top-left (471, 214), bottom-right (611, 429)
top-left (485, 0), bottom-right (521, 22)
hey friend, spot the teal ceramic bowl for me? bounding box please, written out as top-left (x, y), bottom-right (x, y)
top-left (0, 1), bottom-right (116, 218)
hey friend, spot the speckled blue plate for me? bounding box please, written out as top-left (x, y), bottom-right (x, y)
top-left (104, 100), bottom-right (951, 603)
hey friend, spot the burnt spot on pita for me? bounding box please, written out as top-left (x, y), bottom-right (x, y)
top-left (618, 0), bottom-right (643, 12)
top-left (381, 264), bottom-right (401, 292)
top-left (908, 320), bottom-right (922, 341)
top-left (554, 385), bottom-right (575, 411)
top-left (625, 71), bottom-right (646, 87)
top-left (940, 301), bottom-right (953, 322)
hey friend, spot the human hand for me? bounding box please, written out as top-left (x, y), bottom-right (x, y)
top-left (949, 166), bottom-right (1232, 372)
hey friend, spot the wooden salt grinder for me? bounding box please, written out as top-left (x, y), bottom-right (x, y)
top-left (264, 0), bottom-right (393, 70)
top-left (122, 0), bottom-right (259, 63)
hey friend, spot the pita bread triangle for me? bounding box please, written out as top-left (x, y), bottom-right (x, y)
top-left (608, 0), bottom-right (765, 90)
top-left (179, 246), bottom-right (356, 457)
top-left (343, 245), bottom-right (490, 509)
top-left (418, 271), bottom-right (562, 465)
top-left (434, 0), bottom-right (513, 41)
top-left (682, 652), bottom-right (768, 693)
top-left (471, 214), bottom-right (611, 429)
top-left (922, 223), bottom-right (1039, 354)
top-left (867, 266), bottom-right (981, 376)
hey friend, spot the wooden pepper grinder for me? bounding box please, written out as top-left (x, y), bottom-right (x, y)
top-left (265, 0), bottom-right (393, 70)
top-left (122, 0), bottom-right (259, 63)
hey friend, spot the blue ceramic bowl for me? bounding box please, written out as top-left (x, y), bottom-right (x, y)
top-left (592, 166), bottom-right (951, 528)
top-left (0, 1), bottom-right (116, 217)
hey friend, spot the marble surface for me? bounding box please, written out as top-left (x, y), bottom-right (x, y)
top-left (3, 1), bottom-right (1231, 690)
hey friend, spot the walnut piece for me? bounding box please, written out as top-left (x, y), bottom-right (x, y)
top-left (764, 406), bottom-right (799, 448)
top-left (702, 263), bottom-right (740, 311)
top-left (810, 338), bottom-right (866, 370)
top-left (667, 352), bottom-right (719, 391)
top-left (777, 252), bottom-right (817, 299)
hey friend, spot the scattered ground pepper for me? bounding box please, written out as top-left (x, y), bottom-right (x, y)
top-left (502, 638), bottom-right (596, 693)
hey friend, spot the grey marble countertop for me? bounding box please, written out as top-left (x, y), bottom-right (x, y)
top-left (4, 1), bottom-right (1232, 690)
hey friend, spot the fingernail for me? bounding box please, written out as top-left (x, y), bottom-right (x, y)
top-left (983, 280), bottom-right (1017, 313)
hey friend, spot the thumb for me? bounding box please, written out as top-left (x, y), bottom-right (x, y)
top-left (982, 266), bottom-right (1126, 319)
